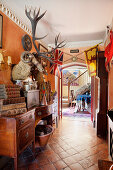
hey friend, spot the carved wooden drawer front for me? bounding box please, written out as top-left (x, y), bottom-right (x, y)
top-left (18, 123), bottom-right (34, 151)
top-left (17, 110), bottom-right (35, 128)
top-left (0, 109), bottom-right (35, 170)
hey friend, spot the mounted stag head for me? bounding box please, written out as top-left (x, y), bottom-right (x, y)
top-left (25, 7), bottom-right (65, 63)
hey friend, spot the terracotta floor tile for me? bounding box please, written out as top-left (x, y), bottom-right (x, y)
top-left (97, 150), bottom-right (109, 160)
top-left (79, 157), bottom-right (94, 169)
top-left (47, 153), bottom-right (61, 163)
top-left (74, 145), bottom-right (87, 152)
top-left (41, 163), bottom-right (56, 170)
top-left (63, 167), bottom-right (71, 170)
top-left (88, 154), bottom-right (100, 165)
top-left (69, 163), bottom-right (84, 170)
top-left (49, 143), bottom-right (60, 149)
top-left (53, 160), bottom-right (67, 169)
top-left (52, 146), bottom-right (64, 154)
top-left (42, 149), bottom-right (55, 156)
top-left (28, 160), bottom-right (40, 170)
top-left (65, 148), bottom-right (78, 156)
top-left (87, 164), bottom-right (99, 170)
top-left (58, 151), bottom-right (70, 159)
top-left (87, 146), bottom-right (99, 155)
top-left (63, 156), bottom-right (76, 166)
top-left (58, 141), bottom-right (70, 147)
top-left (71, 153), bottom-right (83, 162)
top-left (37, 157), bottom-right (50, 166)
top-left (60, 144), bottom-right (73, 150)
top-left (79, 149), bottom-right (91, 158)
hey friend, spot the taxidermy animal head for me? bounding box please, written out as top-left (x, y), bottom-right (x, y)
top-left (12, 7), bottom-right (66, 81)
top-left (12, 51), bottom-right (44, 81)
top-left (25, 7), bottom-right (65, 62)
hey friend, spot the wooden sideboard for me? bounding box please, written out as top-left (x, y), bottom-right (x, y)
top-left (35, 105), bottom-right (53, 127)
top-left (0, 109), bottom-right (35, 170)
top-left (0, 103), bottom-right (54, 169)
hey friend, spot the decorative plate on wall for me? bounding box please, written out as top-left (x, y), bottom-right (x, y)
top-left (22, 34), bottom-right (32, 51)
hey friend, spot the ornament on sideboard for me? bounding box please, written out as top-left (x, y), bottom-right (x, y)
top-left (41, 92), bottom-right (47, 106)
top-left (51, 90), bottom-right (57, 101)
top-left (41, 88), bottom-right (47, 106)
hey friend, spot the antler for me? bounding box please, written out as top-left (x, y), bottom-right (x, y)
top-left (42, 33), bottom-right (66, 55)
top-left (25, 7), bottom-right (65, 63)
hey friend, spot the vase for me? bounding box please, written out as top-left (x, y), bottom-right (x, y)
top-left (35, 125), bottom-right (54, 147)
top-left (41, 93), bottom-right (47, 105)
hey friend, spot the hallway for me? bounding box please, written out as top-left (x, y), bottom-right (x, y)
top-left (45, 117), bottom-right (108, 170)
top-left (20, 117), bottom-right (108, 170)
top-left (3, 117), bottom-right (109, 170)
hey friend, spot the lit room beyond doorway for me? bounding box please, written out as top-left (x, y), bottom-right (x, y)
top-left (62, 66), bottom-right (91, 121)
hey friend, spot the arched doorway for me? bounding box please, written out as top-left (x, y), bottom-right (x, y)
top-left (58, 62), bottom-right (91, 119)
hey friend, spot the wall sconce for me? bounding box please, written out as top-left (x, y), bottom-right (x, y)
top-left (0, 53), bottom-right (12, 71)
top-left (0, 53), bottom-right (4, 64)
top-left (7, 56), bottom-right (12, 65)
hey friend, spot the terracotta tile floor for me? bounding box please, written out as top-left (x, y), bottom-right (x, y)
top-left (4, 116), bottom-right (110, 170)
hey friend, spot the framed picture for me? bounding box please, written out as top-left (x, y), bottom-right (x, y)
top-left (39, 43), bottom-right (48, 65)
top-left (39, 43), bottom-right (48, 53)
top-left (62, 70), bottom-right (79, 86)
top-left (0, 14), bottom-right (3, 48)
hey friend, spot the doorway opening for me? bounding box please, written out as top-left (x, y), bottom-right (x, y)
top-left (60, 62), bottom-right (91, 121)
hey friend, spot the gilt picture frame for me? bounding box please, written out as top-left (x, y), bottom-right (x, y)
top-left (39, 43), bottom-right (48, 65)
top-left (39, 43), bottom-right (48, 53)
top-left (0, 14), bottom-right (3, 48)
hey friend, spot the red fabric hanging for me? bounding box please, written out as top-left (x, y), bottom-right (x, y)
top-left (105, 30), bottom-right (113, 71)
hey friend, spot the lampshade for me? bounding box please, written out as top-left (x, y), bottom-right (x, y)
top-left (7, 56), bottom-right (12, 65)
top-left (0, 53), bottom-right (4, 63)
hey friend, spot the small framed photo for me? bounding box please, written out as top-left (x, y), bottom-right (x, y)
top-left (39, 43), bottom-right (48, 53)
top-left (0, 14), bottom-right (3, 48)
top-left (39, 43), bottom-right (48, 65)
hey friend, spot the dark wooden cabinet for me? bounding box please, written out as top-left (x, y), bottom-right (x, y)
top-left (96, 51), bottom-right (108, 138)
top-left (0, 104), bottom-right (53, 169)
top-left (35, 105), bottom-right (53, 126)
top-left (0, 109), bottom-right (35, 170)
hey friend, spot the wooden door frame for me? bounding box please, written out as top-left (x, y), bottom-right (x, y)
top-left (59, 62), bottom-right (87, 119)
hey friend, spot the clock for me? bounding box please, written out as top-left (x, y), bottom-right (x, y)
top-left (22, 34), bottom-right (32, 51)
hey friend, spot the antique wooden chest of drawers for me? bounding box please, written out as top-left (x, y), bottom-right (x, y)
top-left (0, 109), bottom-right (35, 170)
top-left (35, 105), bottom-right (52, 126)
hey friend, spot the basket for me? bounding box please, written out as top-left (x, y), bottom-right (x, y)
top-left (35, 125), bottom-right (54, 147)
top-left (98, 159), bottom-right (113, 170)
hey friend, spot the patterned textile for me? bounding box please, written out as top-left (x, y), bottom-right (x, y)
top-left (62, 107), bottom-right (91, 119)
top-left (50, 49), bottom-right (63, 75)
top-left (104, 30), bottom-right (113, 71)
top-left (84, 45), bottom-right (98, 77)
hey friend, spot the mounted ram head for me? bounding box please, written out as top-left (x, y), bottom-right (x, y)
top-left (12, 51), bottom-right (44, 81)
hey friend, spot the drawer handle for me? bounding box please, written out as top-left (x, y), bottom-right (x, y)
top-left (38, 111), bottom-right (42, 116)
top-left (29, 114), bottom-right (32, 119)
top-left (20, 119), bottom-right (24, 124)
top-left (25, 132), bottom-right (29, 138)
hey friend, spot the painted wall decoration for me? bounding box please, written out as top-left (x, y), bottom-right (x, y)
top-left (62, 70), bottom-right (79, 86)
